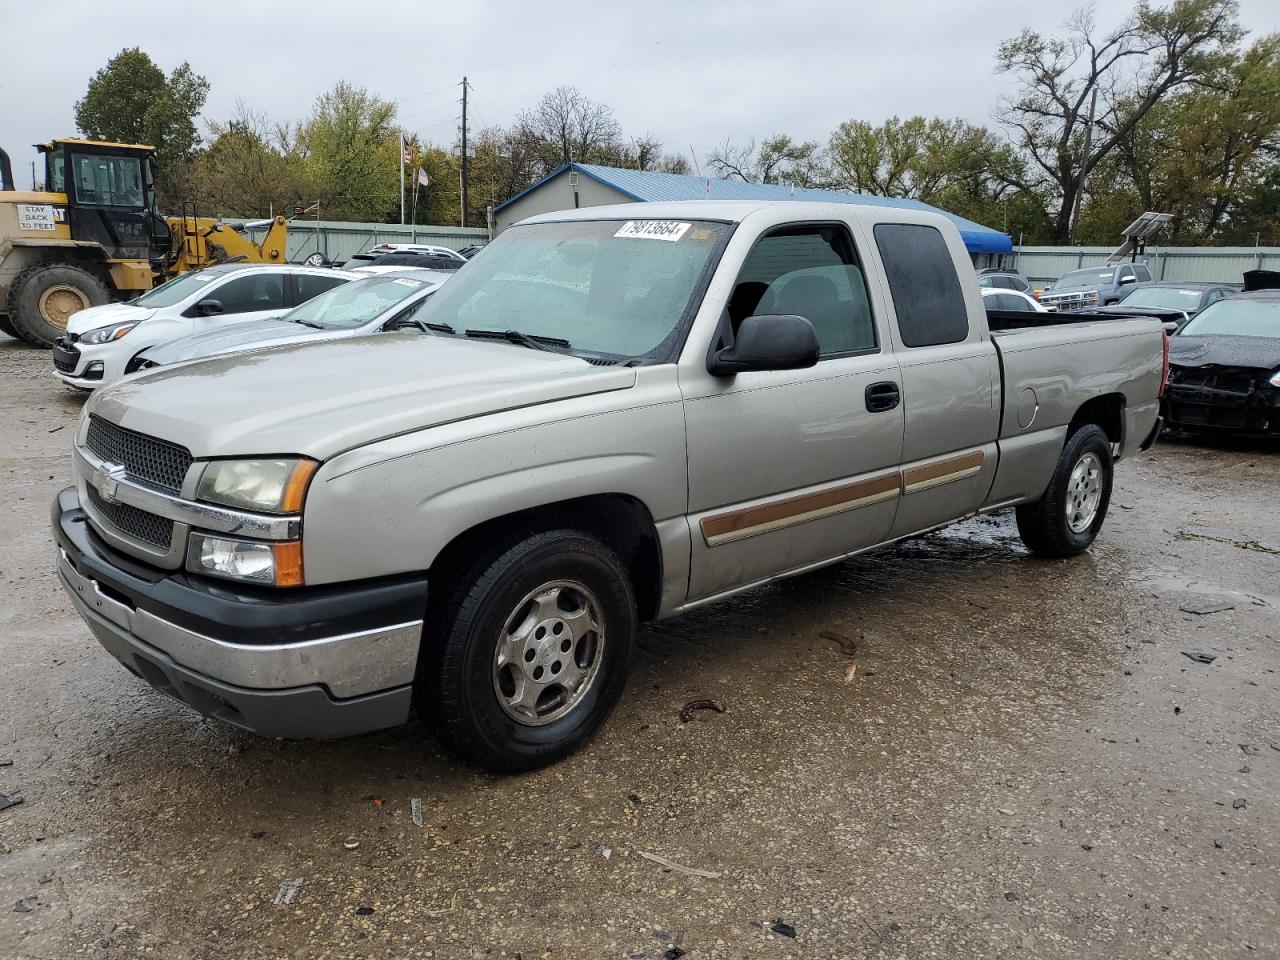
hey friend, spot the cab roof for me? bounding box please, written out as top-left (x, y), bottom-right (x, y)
top-left (38, 138), bottom-right (155, 152)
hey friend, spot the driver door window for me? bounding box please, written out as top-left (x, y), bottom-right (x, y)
top-left (208, 273), bottom-right (286, 319)
top-left (729, 226), bottom-right (876, 356)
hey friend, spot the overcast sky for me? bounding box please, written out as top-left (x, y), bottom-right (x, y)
top-left (4, 0), bottom-right (1280, 187)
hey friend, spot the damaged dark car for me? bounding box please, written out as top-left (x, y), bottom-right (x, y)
top-left (1164, 288), bottom-right (1280, 436)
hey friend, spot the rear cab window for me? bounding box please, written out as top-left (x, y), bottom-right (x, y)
top-left (872, 223), bottom-right (969, 347)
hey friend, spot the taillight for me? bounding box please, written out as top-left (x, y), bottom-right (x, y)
top-left (1158, 330), bottom-right (1171, 398)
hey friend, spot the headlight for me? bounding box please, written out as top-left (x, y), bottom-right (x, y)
top-left (79, 321), bottom-right (139, 345)
top-left (196, 458), bottom-right (318, 513)
top-left (1270, 370), bottom-right (1280, 388)
top-left (188, 533), bottom-right (303, 587)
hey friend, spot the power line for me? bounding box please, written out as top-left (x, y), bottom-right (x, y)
top-left (398, 100), bottom-right (460, 121)
top-left (398, 80), bottom-right (462, 104)
top-left (466, 83), bottom-right (518, 123)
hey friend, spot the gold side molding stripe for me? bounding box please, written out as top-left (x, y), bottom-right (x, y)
top-left (699, 449), bottom-right (988, 547)
top-left (901, 450), bottom-right (986, 494)
top-left (700, 473), bottom-right (901, 547)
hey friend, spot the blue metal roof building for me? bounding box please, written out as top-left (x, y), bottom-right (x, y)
top-left (492, 162), bottom-right (1013, 256)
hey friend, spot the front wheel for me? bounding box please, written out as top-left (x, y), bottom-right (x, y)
top-left (9, 262), bottom-right (112, 348)
top-left (424, 530), bottom-right (637, 772)
top-left (1016, 424), bottom-right (1114, 558)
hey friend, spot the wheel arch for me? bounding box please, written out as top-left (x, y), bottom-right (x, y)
top-left (427, 493), bottom-right (665, 623)
top-left (1068, 392), bottom-right (1126, 452)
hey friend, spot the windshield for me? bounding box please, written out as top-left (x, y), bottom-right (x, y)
top-left (284, 274), bottom-right (433, 329)
top-left (416, 218), bottom-right (731, 359)
top-left (1054, 268), bottom-right (1114, 288)
top-left (1179, 298), bottom-right (1279, 338)
top-left (1121, 286), bottom-right (1204, 310)
top-left (135, 270), bottom-right (224, 308)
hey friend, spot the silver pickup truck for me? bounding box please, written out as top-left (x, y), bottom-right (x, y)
top-left (53, 201), bottom-right (1167, 771)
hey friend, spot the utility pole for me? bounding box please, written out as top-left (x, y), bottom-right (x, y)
top-left (460, 76), bottom-right (469, 228)
top-left (399, 132), bottom-right (406, 225)
top-left (1068, 87), bottom-right (1097, 244)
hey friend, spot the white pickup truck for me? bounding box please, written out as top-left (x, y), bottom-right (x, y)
top-left (53, 201), bottom-right (1167, 771)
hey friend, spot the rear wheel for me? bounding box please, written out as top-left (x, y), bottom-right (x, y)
top-left (9, 262), bottom-right (112, 348)
top-left (424, 530), bottom-right (636, 772)
top-left (1016, 424), bottom-right (1114, 558)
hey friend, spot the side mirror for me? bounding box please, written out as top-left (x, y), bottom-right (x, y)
top-left (707, 314), bottom-right (820, 376)
top-left (195, 298), bottom-right (224, 316)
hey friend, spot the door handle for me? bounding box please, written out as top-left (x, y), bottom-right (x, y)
top-left (865, 381), bottom-right (901, 413)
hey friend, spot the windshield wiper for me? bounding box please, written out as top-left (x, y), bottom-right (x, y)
top-left (288, 317), bottom-right (324, 329)
top-left (464, 328), bottom-right (571, 351)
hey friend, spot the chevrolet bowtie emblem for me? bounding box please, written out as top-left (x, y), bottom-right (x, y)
top-left (92, 462), bottom-right (127, 504)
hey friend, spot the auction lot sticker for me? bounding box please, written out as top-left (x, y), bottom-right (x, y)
top-left (614, 220), bottom-right (692, 242)
top-left (17, 205), bottom-right (58, 232)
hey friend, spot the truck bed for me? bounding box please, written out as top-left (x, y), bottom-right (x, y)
top-left (982, 313), bottom-right (1165, 508)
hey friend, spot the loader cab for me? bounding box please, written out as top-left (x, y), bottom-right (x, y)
top-left (39, 139), bottom-right (167, 262)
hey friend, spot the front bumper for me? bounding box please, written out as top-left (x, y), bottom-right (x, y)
top-left (53, 487), bottom-right (429, 738)
top-left (1163, 381), bottom-right (1280, 436)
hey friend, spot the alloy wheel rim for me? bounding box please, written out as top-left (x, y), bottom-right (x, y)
top-left (39, 285), bottom-right (90, 330)
top-left (491, 579), bottom-right (605, 726)
top-left (1065, 451), bottom-right (1103, 533)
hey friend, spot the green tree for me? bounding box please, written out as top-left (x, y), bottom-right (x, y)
top-left (296, 82), bottom-right (400, 222)
top-left (996, 0), bottom-right (1243, 243)
top-left (74, 48), bottom-right (209, 203)
top-left (188, 104), bottom-right (304, 218)
top-left (828, 116), bottom-right (1054, 240)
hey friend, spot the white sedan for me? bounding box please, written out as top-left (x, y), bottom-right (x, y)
top-left (52, 264), bottom-right (359, 390)
top-left (980, 287), bottom-right (1050, 313)
top-left (131, 269), bottom-right (453, 372)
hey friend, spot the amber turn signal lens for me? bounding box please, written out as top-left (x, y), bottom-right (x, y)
top-left (272, 541), bottom-right (304, 588)
top-left (281, 460), bottom-right (319, 513)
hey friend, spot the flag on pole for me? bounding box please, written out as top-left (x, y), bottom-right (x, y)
top-left (403, 142), bottom-right (415, 165)
top-left (416, 167), bottom-right (430, 188)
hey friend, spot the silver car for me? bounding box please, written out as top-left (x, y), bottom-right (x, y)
top-left (130, 269), bottom-right (452, 372)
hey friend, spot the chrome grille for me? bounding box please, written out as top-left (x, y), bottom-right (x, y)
top-left (86, 486), bottom-right (175, 548)
top-left (85, 416), bottom-right (193, 494)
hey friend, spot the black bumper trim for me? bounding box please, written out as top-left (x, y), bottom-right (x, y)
top-left (83, 600), bottom-right (412, 739)
top-left (53, 487), bottom-right (430, 646)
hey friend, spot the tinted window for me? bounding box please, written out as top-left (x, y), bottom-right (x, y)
top-left (732, 225), bottom-right (876, 356)
top-left (1133, 264), bottom-right (1152, 282)
top-left (1008, 275), bottom-right (1031, 292)
top-left (295, 273), bottom-right (348, 304)
top-left (213, 273), bottom-right (286, 314)
top-left (873, 223), bottom-right (968, 347)
top-left (71, 153), bottom-right (143, 207)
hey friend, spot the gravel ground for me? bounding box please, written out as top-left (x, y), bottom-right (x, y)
top-left (0, 338), bottom-right (1277, 959)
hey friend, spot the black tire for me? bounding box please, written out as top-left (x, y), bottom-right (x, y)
top-left (1016, 424), bottom-right (1114, 558)
top-left (0, 313), bottom-right (18, 340)
top-left (9, 262), bottom-right (112, 348)
top-left (424, 530), bottom-right (636, 772)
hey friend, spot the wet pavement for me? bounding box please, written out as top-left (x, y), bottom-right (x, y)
top-left (0, 339), bottom-right (1277, 959)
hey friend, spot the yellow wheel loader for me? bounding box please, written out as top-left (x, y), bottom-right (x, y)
top-left (0, 139), bottom-right (287, 347)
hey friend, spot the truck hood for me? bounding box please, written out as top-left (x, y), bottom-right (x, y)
top-left (66, 301), bottom-right (156, 335)
top-left (88, 333), bottom-right (636, 460)
top-left (140, 318), bottom-right (336, 365)
top-left (1169, 335), bottom-right (1280, 372)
